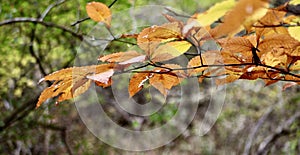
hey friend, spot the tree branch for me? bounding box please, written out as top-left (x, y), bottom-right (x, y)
top-left (0, 17), bottom-right (83, 40)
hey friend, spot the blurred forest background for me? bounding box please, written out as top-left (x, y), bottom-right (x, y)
top-left (1, 0), bottom-right (300, 154)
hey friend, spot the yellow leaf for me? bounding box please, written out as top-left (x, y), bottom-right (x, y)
top-left (288, 27), bottom-right (300, 42)
top-left (290, 59), bottom-right (300, 71)
top-left (289, 0), bottom-right (300, 5)
top-left (151, 41), bottom-right (191, 62)
top-left (194, 0), bottom-right (236, 27)
top-left (86, 2), bottom-right (111, 26)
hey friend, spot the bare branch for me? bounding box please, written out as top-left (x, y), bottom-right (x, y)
top-left (0, 17), bottom-right (83, 40)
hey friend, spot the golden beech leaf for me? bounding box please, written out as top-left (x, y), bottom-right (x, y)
top-left (257, 9), bottom-right (286, 26)
top-left (261, 49), bottom-right (287, 68)
top-left (149, 64), bottom-right (183, 97)
top-left (187, 52), bottom-right (221, 76)
top-left (37, 64), bottom-right (115, 108)
top-left (288, 27), bottom-right (300, 42)
top-left (218, 37), bottom-right (254, 53)
top-left (137, 22), bottom-right (183, 56)
top-left (98, 51), bottom-right (146, 65)
top-left (86, 2), bottom-right (111, 26)
top-left (255, 9), bottom-right (288, 39)
top-left (259, 34), bottom-right (300, 56)
top-left (212, 0), bottom-right (269, 38)
top-left (128, 73), bottom-right (151, 97)
top-left (187, 56), bottom-right (207, 76)
top-left (151, 41), bottom-right (192, 62)
top-left (193, 0), bottom-right (236, 27)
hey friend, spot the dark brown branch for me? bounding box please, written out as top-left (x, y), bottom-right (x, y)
top-left (0, 17), bottom-right (83, 40)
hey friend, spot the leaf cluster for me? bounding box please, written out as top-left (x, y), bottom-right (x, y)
top-left (37, 0), bottom-right (300, 107)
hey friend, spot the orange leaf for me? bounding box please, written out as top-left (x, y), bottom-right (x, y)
top-left (128, 73), bottom-right (151, 97)
top-left (86, 2), bottom-right (111, 26)
top-left (137, 22), bottom-right (183, 56)
top-left (98, 51), bottom-right (146, 65)
top-left (259, 34), bottom-right (299, 55)
top-left (37, 64), bottom-right (114, 108)
top-left (187, 56), bottom-right (208, 76)
top-left (218, 37), bottom-right (254, 53)
top-left (149, 64), bottom-right (183, 97)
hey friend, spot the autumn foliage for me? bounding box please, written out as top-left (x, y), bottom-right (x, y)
top-left (37, 0), bottom-right (300, 108)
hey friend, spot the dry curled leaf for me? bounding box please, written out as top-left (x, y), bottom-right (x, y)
top-left (37, 64), bottom-right (115, 108)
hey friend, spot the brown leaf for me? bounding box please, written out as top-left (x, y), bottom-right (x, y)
top-left (218, 37), bottom-right (254, 53)
top-left (86, 2), bottom-right (111, 26)
top-left (259, 34), bottom-right (299, 56)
